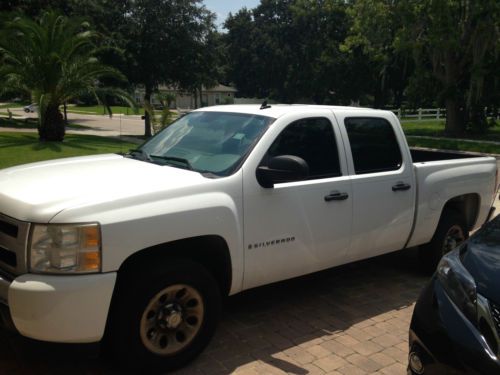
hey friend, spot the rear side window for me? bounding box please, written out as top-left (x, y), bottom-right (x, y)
top-left (345, 117), bottom-right (402, 174)
top-left (267, 117), bottom-right (341, 179)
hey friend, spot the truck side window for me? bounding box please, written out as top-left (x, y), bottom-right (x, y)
top-left (267, 117), bottom-right (341, 179)
top-left (345, 117), bottom-right (402, 174)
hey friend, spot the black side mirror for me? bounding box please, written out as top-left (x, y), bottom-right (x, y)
top-left (256, 155), bottom-right (309, 188)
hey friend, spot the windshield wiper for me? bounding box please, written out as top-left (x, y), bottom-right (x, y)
top-left (126, 149), bottom-right (152, 162)
top-left (150, 155), bottom-right (193, 170)
top-left (199, 171), bottom-right (220, 179)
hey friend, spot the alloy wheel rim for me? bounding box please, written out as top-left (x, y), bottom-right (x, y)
top-left (140, 284), bottom-right (204, 356)
top-left (442, 225), bottom-right (466, 254)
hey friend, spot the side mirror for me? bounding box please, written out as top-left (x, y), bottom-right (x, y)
top-left (256, 155), bottom-right (309, 188)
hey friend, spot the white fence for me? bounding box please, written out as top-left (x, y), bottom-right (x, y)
top-left (390, 108), bottom-right (446, 121)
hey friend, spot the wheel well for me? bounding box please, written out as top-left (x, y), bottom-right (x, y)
top-left (441, 193), bottom-right (480, 231)
top-left (117, 235), bottom-right (232, 297)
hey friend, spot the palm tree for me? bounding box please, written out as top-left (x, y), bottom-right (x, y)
top-left (0, 11), bottom-right (134, 141)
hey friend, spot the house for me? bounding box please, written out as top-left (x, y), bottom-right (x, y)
top-left (134, 84), bottom-right (237, 110)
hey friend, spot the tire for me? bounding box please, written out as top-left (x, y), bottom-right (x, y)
top-left (418, 210), bottom-right (468, 273)
top-left (105, 260), bottom-right (221, 373)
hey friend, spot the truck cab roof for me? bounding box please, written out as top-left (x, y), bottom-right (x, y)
top-left (196, 104), bottom-right (388, 119)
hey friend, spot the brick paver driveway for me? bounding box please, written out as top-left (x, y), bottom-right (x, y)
top-left (0, 248), bottom-right (427, 375)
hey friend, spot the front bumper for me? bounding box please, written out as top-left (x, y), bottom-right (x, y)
top-left (409, 278), bottom-right (500, 375)
top-left (0, 272), bottom-right (116, 343)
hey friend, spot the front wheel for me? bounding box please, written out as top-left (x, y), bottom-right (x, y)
top-left (418, 210), bottom-right (468, 273)
top-left (105, 260), bottom-right (221, 372)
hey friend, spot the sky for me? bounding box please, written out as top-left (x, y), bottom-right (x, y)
top-left (203, 0), bottom-right (261, 29)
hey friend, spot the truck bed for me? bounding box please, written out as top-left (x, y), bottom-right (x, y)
top-left (410, 148), bottom-right (479, 163)
top-left (406, 152), bottom-right (497, 248)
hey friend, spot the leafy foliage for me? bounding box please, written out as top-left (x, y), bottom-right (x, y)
top-left (224, 0), bottom-right (358, 104)
top-left (0, 11), bottom-right (134, 141)
top-left (397, 0), bottom-right (500, 135)
top-left (115, 0), bottom-right (218, 136)
top-left (2, 0), bottom-right (498, 138)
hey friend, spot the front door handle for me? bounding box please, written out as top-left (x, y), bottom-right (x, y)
top-left (324, 191), bottom-right (349, 202)
top-left (392, 182), bottom-right (411, 192)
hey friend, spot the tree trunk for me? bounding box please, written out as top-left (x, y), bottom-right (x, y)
top-left (39, 104), bottom-right (65, 142)
top-left (63, 102), bottom-right (68, 125)
top-left (468, 103), bottom-right (488, 133)
top-left (440, 50), bottom-right (466, 136)
top-left (445, 98), bottom-right (465, 136)
top-left (193, 90), bottom-right (198, 109)
top-left (373, 78), bottom-right (384, 109)
top-left (144, 85), bottom-right (152, 138)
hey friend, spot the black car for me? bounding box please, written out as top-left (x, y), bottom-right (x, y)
top-left (409, 214), bottom-right (500, 374)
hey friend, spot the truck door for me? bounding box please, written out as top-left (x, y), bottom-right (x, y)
top-left (242, 112), bottom-right (353, 290)
top-left (336, 114), bottom-right (415, 262)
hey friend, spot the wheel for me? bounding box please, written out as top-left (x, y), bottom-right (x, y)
top-left (418, 210), bottom-right (468, 273)
top-left (105, 260), bottom-right (221, 372)
top-left (24, 108), bottom-right (30, 113)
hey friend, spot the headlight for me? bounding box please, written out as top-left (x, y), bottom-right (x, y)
top-left (29, 223), bottom-right (101, 274)
top-left (437, 248), bottom-right (477, 324)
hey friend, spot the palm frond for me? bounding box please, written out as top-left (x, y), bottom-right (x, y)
top-left (0, 10), bottom-right (132, 140)
top-left (93, 87), bottom-right (138, 117)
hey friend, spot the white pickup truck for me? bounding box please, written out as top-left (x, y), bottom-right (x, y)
top-left (0, 105), bottom-right (497, 371)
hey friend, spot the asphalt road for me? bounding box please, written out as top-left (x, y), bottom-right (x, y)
top-left (7, 107), bottom-right (145, 137)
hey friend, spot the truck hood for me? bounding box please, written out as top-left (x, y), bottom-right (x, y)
top-left (461, 215), bottom-right (500, 304)
top-left (0, 154), bottom-right (206, 222)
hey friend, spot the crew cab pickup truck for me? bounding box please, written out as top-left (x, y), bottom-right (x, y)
top-left (0, 105), bottom-right (497, 371)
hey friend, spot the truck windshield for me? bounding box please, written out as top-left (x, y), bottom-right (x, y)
top-left (136, 111), bottom-right (274, 176)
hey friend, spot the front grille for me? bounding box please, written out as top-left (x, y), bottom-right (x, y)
top-left (0, 219), bottom-right (18, 238)
top-left (0, 213), bottom-right (29, 275)
top-left (0, 246), bottom-right (16, 267)
top-left (491, 302), bottom-right (500, 337)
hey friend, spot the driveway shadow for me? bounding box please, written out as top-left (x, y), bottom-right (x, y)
top-left (0, 248), bottom-right (427, 374)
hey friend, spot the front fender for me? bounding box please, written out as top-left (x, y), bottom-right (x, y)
top-left (50, 179), bottom-right (244, 295)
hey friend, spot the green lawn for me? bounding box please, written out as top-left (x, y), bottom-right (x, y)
top-left (1, 102), bottom-right (141, 115)
top-left (0, 111), bottom-right (22, 117)
top-left (407, 137), bottom-right (500, 154)
top-left (1, 117), bottom-right (39, 129)
top-left (1, 117), bottom-right (498, 170)
top-left (401, 119), bottom-right (500, 154)
top-left (0, 117), bottom-right (93, 131)
top-left (0, 102), bottom-right (25, 109)
top-left (0, 132), bottom-right (137, 170)
top-left (67, 105), bottom-right (144, 116)
top-left (401, 119), bottom-right (500, 142)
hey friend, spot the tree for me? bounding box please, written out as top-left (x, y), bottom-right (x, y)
top-left (400, 0), bottom-right (500, 135)
top-left (224, 0), bottom-right (354, 104)
top-left (341, 0), bottom-right (412, 108)
top-left (0, 11), bottom-right (133, 141)
top-left (173, 11), bottom-right (221, 108)
top-left (223, 8), bottom-right (261, 98)
top-left (118, 0), bottom-right (217, 137)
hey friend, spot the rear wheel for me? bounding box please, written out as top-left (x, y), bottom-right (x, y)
top-left (418, 210), bottom-right (468, 273)
top-left (105, 260), bottom-right (221, 372)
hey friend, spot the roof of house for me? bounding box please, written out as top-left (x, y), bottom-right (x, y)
top-left (204, 84), bottom-right (238, 93)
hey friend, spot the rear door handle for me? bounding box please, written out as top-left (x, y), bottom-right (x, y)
top-left (324, 191), bottom-right (349, 202)
top-left (392, 183), bottom-right (411, 192)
